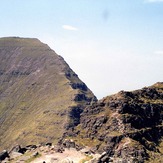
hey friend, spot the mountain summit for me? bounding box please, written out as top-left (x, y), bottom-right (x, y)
top-left (0, 37), bottom-right (96, 151)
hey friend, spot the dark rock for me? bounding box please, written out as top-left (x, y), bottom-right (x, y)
top-left (67, 106), bottom-right (83, 128)
top-left (0, 150), bottom-right (9, 161)
top-left (62, 139), bottom-right (76, 148)
top-left (9, 145), bottom-right (26, 154)
top-left (74, 94), bottom-right (88, 102)
top-left (97, 152), bottom-right (110, 163)
top-left (70, 82), bottom-right (88, 91)
top-left (32, 151), bottom-right (39, 157)
top-left (45, 143), bottom-right (52, 146)
top-left (25, 145), bottom-right (37, 150)
top-left (70, 83), bottom-right (163, 162)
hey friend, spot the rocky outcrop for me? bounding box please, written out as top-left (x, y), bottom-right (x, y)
top-left (0, 37), bottom-right (96, 151)
top-left (0, 150), bottom-right (9, 162)
top-left (70, 82), bottom-right (163, 162)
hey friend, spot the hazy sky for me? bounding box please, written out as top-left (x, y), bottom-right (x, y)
top-left (1, 0), bottom-right (163, 99)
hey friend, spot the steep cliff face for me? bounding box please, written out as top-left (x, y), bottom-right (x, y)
top-left (71, 83), bottom-right (163, 162)
top-left (0, 37), bottom-right (96, 151)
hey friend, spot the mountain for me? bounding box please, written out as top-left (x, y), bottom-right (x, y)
top-left (68, 82), bottom-right (163, 162)
top-left (0, 37), bottom-right (163, 163)
top-left (0, 37), bottom-right (96, 151)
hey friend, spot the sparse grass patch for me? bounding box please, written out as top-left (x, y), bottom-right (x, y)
top-left (74, 136), bottom-right (101, 148)
top-left (106, 131), bottom-right (122, 136)
top-left (25, 153), bottom-right (41, 163)
top-left (79, 155), bottom-right (93, 163)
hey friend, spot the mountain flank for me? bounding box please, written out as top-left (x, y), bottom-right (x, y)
top-left (66, 82), bottom-right (163, 162)
top-left (0, 37), bottom-right (96, 151)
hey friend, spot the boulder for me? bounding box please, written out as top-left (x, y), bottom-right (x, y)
top-left (9, 145), bottom-right (26, 154)
top-left (62, 139), bottom-right (76, 148)
top-left (0, 150), bottom-right (9, 161)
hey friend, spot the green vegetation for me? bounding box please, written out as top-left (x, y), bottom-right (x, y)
top-left (25, 153), bottom-right (41, 163)
top-left (79, 155), bottom-right (93, 163)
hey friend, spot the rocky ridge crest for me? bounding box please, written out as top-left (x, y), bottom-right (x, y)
top-left (67, 82), bottom-right (163, 162)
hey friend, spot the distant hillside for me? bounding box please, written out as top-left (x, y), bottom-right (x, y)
top-left (0, 37), bottom-right (96, 151)
top-left (68, 82), bottom-right (163, 162)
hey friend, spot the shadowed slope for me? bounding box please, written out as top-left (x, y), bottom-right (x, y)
top-left (0, 37), bottom-right (96, 151)
top-left (70, 83), bottom-right (163, 162)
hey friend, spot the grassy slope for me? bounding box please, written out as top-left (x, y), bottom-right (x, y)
top-left (0, 37), bottom-right (95, 151)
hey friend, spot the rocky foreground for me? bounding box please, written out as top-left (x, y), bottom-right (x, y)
top-left (0, 142), bottom-right (102, 163)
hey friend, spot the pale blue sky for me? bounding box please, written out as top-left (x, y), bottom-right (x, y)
top-left (0, 0), bottom-right (163, 99)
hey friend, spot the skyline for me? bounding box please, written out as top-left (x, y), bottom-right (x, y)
top-left (1, 0), bottom-right (163, 99)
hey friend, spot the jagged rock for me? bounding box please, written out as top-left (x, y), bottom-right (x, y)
top-left (0, 150), bottom-right (9, 161)
top-left (70, 82), bottom-right (88, 91)
top-left (98, 153), bottom-right (110, 163)
top-left (25, 144), bottom-right (37, 150)
top-left (53, 146), bottom-right (64, 153)
top-left (45, 143), bottom-right (52, 146)
top-left (70, 83), bottom-right (163, 162)
top-left (62, 139), bottom-right (76, 148)
top-left (80, 147), bottom-right (92, 154)
top-left (9, 145), bottom-right (27, 154)
top-left (32, 151), bottom-right (39, 157)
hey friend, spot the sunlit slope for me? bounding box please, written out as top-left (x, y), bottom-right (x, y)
top-left (0, 37), bottom-right (96, 150)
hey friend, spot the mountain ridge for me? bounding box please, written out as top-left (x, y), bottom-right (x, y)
top-left (65, 82), bottom-right (163, 162)
top-left (0, 37), bottom-right (96, 151)
top-left (0, 37), bottom-right (162, 163)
